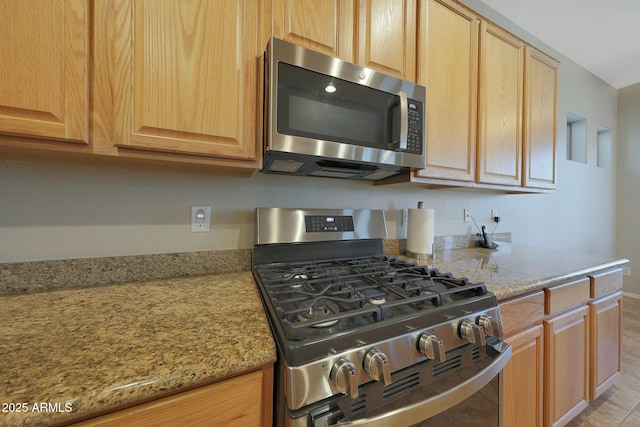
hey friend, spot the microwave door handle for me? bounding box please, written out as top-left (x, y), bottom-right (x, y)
top-left (398, 91), bottom-right (408, 151)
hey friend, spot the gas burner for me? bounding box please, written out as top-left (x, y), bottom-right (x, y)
top-left (298, 301), bottom-right (341, 327)
top-left (359, 287), bottom-right (387, 305)
top-left (422, 280), bottom-right (448, 293)
top-left (369, 296), bottom-right (386, 305)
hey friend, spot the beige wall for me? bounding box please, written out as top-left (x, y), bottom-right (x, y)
top-left (617, 83), bottom-right (640, 295)
top-left (0, 1), bottom-right (622, 282)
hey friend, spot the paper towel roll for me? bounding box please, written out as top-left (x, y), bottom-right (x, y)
top-left (406, 207), bottom-right (435, 258)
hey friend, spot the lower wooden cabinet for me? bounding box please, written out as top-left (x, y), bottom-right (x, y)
top-left (503, 324), bottom-right (544, 427)
top-left (544, 305), bottom-right (590, 427)
top-left (589, 291), bottom-right (622, 400)
top-left (501, 291), bottom-right (545, 427)
top-left (72, 365), bottom-right (273, 427)
top-left (501, 270), bottom-right (623, 427)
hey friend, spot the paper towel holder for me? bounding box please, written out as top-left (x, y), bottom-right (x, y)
top-left (405, 201), bottom-right (436, 261)
top-left (405, 243), bottom-right (436, 261)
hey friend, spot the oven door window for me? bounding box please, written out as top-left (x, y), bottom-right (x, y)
top-left (276, 62), bottom-right (400, 150)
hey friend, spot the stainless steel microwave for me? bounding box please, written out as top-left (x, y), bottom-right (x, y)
top-left (262, 37), bottom-right (427, 181)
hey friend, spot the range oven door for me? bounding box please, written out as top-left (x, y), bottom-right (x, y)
top-left (286, 341), bottom-right (512, 427)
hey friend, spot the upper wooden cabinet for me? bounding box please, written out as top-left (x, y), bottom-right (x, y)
top-left (415, 0), bottom-right (478, 182)
top-left (0, 0), bottom-right (90, 145)
top-left (357, 0), bottom-right (417, 80)
top-left (406, 0), bottom-right (558, 193)
top-left (523, 47), bottom-right (559, 189)
top-left (273, 0), bottom-right (417, 81)
top-left (477, 22), bottom-right (525, 186)
top-left (92, 0), bottom-right (263, 166)
top-left (273, 0), bottom-right (355, 61)
top-left (1, 0), bottom-right (556, 182)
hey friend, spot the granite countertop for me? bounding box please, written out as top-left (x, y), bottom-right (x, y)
top-left (0, 243), bottom-right (628, 427)
top-left (0, 272), bottom-right (276, 427)
top-left (400, 242), bottom-right (628, 299)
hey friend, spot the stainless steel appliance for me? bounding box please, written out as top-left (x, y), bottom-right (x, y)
top-left (262, 38), bottom-right (426, 181)
top-left (252, 208), bottom-right (512, 426)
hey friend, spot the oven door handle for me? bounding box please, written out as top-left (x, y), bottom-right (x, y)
top-left (332, 342), bottom-right (512, 427)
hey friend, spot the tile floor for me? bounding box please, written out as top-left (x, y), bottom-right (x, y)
top-left (567, 296), bottom-right (640, 427)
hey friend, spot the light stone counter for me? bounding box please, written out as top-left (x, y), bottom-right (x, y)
top-left (0, 272), bottom-right (276, 427)
top-left (400, 242), bottom-right (628, 299)
top-left (0, 242), bottom-right (628, 426)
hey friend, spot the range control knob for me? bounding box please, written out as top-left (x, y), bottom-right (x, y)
top-left (478, 315), bottom-right (504, 339)
top-left (459, 319), bottom-right (486, 347)
top-left (363, 348), bottom-right (392, 385)
top-left (418, 334), bottom-right (446, 362)
top-left (330, 359), bottom-right (359, 399)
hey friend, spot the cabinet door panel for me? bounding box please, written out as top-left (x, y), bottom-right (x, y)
top-left (478, 22), bottom-right (524, 186)
top-left (274, 0), bottom-right (355, 61)
top-left (111, 0), bottom-right (259, 160)
top-left (73, 369), bottom-right (268, 427)
top-left (544, 305), bottom-right (589, 427)
top-left (503, 324), bottom-right (544, 427)
top-left (416, 0), bottom-right (478, 181)
top-left (589, 292), bottom-right (622, 400)
top-left (523, 47), bottom-right (558, 189)
top-left (358, 0), bottom-right (417, 80)
top-left (0, 0), bottom-right (89, 143)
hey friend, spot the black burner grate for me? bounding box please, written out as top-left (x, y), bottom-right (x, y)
top-left (254, 255), bottom-right (487, 341)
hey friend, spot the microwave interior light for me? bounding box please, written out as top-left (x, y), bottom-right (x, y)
top-left (324, 83), bottom-right (336, 93)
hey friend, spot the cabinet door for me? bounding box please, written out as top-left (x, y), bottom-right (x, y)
top-left (0, 0), bottom-right (89, 144)
top-left (503, 324), bottom-right (544, 427)
top-left (589, 292), bottom-right (622, 400)
top-left (273, 0), bottom-right (355, 61)
top-left (97, 0), bottom-right (261, 162)
top-left (358, 0), bottom-right (417, 80)
top-left (523, 47), bottom-right (558, 189)
top-left (415, 0), bottom-right (478, 181)
top-left (73, 367), bottom-right (273, 427)
top-left (477, 22), bottom-right (524, 186)
top-left (544, 305), bottom-right (589, 427)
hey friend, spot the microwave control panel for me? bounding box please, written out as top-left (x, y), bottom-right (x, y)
top-left (406, 100), bottom-right (423, 155)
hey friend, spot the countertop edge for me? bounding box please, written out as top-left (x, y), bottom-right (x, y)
top-left (493, 258), bottom-right (629, 300)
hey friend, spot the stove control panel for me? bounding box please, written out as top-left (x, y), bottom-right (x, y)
top-left (305, 215), bottom-right (355, 232)
top-left (284, 307), bottom-right (506, 410)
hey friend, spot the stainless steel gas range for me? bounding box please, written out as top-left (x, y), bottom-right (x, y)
top-left (252, 208), bottom-right (512, 426)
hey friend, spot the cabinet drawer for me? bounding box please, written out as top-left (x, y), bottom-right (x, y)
top-left (500, 291), bottom-right (544, 335)
top-left (590, 268), bottom-right (623, 298)
top-left (544, 278), bottom-right (590, 316)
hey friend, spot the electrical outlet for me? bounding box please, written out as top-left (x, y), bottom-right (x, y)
top-left (491, 209), bottom-right (499, 223)
top-left (464, 209), bottom-right (470, 223)
top-left (191, 205), bottom-right (211, 232)
top-left (623, 267), bottom-right (631, 277)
